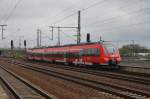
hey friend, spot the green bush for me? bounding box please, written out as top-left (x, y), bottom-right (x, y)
top-left (145, 54), bottom-right (150, 59)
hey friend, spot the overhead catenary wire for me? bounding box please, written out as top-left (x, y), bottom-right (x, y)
top-left (83, 7), bottom-right (150, 29)
top-left (42, 31), bottom-right (77, 46)
top-left (87, 19), bottom-right (150, 35)
top-left (1, 0), bottom-right (149, 48)
top-left (81, 0), bottom-right (106, 12)
top-left (51, 0), bottom-right (107, 25)
top-left (52, 12), bottom-right (77, 25)
top-left (50, 0), bottom-right (145, 27)
top-left (49, 0), bottom-right (149, 43)
top-left (39, 0), bottom-right (82, 28)
top-left (3, 0), bottom-right (23, 23)
top-left (0, 0), bottom-right (23, 42)
top-left (39, 0), bottom-right (105, 29)
top-left (61, 30), bottom-right (77, 41)
top-left (46, 0), bottom-right (108, 45)
top-left (83, 1), bottom-right (148, 28)
top-left (0, 0), bottom-right (13, 23)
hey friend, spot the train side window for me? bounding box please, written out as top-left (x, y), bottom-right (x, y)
top-left (97, 48), bottom-right (100, 56)
top-left (79, 50), bottom-right (83, 56)
top-left (87, 49), bottom-right (91, 55)
top-left (90, 49), bottom-right (93, 55)
top-left (79, 51), bottom-right (81, 56)
top-left (81, 48), bottom-right (100, 56)
top-left (66, 52), bottom-right (69, 58)
top-left (86, 49), bottom-right (92, 56)
top-left (74, 52), bottom-right (79, 58)
top-left (85, 49), bottom-right (89, 55)
top-left (81, 49), bottom-right (88, 56)
top-left (60, 52), bottom-right (64, 57)
top-left (79, 49), bottom-right (99, 56)
top-left (95, 48), bottom-right (100, 56)
top-left (64, 52), bottom-right (66, 58)
top-left (91, 48), bottom-right (99, 56)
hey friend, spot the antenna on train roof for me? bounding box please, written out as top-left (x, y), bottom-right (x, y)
top-left (98, 36), bottom-right (104, 43)
top-left (98, 36), bottom-right (112, 44)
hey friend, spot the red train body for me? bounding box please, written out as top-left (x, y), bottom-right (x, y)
top-left (27, 42), bottom-right (121, 68)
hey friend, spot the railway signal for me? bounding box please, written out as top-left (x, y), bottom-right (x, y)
top-left (86, 33), bottom-right (90, 43)
top-left (24, 40), bottom-right (27, 50)
top-left (11, 40), bottom-right (14, 50)
top-left (11, 40), bottom-right (14, 58)
top-left (24, 40), bottom-right (26, 46)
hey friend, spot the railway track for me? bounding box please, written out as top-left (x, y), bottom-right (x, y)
top-left (3, 58), bottom-right (150, 85)
top-left (6, 60), bottom-right (150, 99)
top-left (0, 77), bottom-right (19, 99)
top-left (50, 64), bottom-right (150, 85)
top-left (23, 60), bottom-right (150, 85)
top-left (0, 65), bottom-right (56, 99)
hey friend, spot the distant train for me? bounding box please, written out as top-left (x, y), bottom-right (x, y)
top-left (27, 42), bottom-right (122, 68)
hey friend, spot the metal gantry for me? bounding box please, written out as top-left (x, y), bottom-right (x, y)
top-left (0, 24), bottom-right (7, 40)
top-left (49, 10), bottom-right (81, 46)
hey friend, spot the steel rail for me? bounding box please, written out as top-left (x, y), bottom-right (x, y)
top-left (10, 61), bottom-right (150, 99)
top-left (0, 65), bottom-right (56, 99)
top-left (17, 60), bottom-right (150, 85)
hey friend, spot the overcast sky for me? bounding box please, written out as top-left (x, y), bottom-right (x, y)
top-left (0, 0), bottom-right (150, 48)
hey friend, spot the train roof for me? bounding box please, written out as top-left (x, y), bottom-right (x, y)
top-left (29, 41), bottom-right (112, 50)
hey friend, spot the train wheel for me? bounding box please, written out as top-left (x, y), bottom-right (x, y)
top-left (108, 60), bottom-right (119, 69)
top-left (93, 63), bottom-right (99, 67)
top-left (52, 60), bottom-right (55, 63)
top-left (67, 62), bottom-right (74, 66)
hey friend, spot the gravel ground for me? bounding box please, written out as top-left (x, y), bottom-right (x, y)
top-left (18, 60), bottom-right (150, 94)
top-left (0, 60), bottom-right (121, 99)
top-left (0, 84), bottom-right (9, 99)
top-left (120, 59), bottom-right (150, 68)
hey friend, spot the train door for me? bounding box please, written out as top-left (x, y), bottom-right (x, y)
top-left (65, 52), bottom-right (72, 65)
top-left (79, 49), bottom-right (84, 64)
top-left (63, 52), bottom-right (67, 62)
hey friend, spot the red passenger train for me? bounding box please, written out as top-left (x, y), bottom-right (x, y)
top-left (27, 42), bottom-right (121, 68)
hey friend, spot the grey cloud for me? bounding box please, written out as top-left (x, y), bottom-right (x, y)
top-left (0, 0), bottom-right (150, 48)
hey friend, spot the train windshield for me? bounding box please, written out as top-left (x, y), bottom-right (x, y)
top-left (104, 44), bottom-right (117, 54)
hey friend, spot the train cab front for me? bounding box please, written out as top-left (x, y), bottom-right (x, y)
top-left (103, 44), bottom-right (121, 67)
